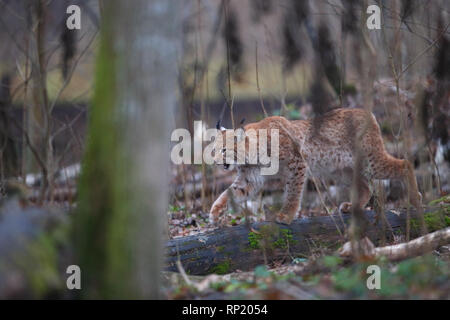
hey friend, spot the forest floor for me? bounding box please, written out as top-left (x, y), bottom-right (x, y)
top-left (0, 158), bottom-right (447, 299)
top-left (164, 194), bottom-right (450, 300)
top-left (162, 249), bottom-right (450, 299)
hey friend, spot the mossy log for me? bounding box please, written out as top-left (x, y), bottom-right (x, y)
top-left (166, 209), bottom-right (439, 275)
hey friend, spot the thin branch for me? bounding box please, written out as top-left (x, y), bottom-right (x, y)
top-left (398, 22), bottom-right (450, 79)
top-left (255, 41), bottom-right (268, 118)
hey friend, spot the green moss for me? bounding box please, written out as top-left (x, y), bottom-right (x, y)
top-left (211, 259), bottom-right (232, 275)
top-left (411, 209), bottom-right (450, 232)
top-left (248, 225), bottom-right (298, 251)
top-left (273, 229), bottom-right (298, 249)
top-left (322, 255), bottom-right (343, 269)
top-left (248, 231), bottom-right (263, 249)
top-left (12, 222), bottom-right (70, 298)
top-left (428, 195), bottom-right (450, 206)
top-left (74, 12), bottom-right (136, 298)
top-left (328, 255), bottom-right (450, 298)
top-left (248, 225), bottom-right (278, 250)
top-left (216, 246), bottom-right (225, 253)
top-left (22, 234), bottom-right (61, 297)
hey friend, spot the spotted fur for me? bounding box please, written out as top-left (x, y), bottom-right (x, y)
top-left (209, 108), bottom-right (422, 225)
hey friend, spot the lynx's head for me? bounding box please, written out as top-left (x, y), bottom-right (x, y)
top-left (211, 118), bottom-right (280, 176)
top-left (212, 120), bottom-right (247, 171)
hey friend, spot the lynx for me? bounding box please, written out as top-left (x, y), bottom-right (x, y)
top-left (209, 108), bottom-right (422, 225)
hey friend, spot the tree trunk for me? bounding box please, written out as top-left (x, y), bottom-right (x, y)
top-left (0, 74), bottom-right (18, 178)
top-left (74, 0), bottom-right (181, 298)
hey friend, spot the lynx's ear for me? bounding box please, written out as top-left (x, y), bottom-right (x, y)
top-left (216, 120), bottom-right (226, 131)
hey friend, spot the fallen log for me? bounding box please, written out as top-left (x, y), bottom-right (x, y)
top-left (165, 209), bottom-right (444, 275)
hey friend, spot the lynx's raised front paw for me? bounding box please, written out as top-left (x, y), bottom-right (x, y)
top-left (209, 204), bottom-right (225, 226)
top-left (275, 212), bottom-right (293, 225)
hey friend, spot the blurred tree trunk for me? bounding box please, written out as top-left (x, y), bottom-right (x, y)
top-left (75, 0), bottom-right (181, 298)
top-left (347, 0), bottom-right (377, 257)
top-left (0, 74), bottom-right (18, 178)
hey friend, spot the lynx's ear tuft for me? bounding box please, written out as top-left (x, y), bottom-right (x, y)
top-left (240, 118), bottom-right (245, 125)
top-left (216, 120), bottom-right (226, 131)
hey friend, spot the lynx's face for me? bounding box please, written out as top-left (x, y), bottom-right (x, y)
top-left (212, 127), bottom-right (247, 171)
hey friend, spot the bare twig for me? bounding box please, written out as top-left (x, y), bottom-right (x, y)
top-left (255, 41), bottom-right (268, 118)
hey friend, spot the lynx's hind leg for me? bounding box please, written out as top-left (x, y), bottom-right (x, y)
top-left (371, 155), bottom-right (422, 209)
top-left (370, 153), bottom-right (426, 234)
top-left (363, 120), bottom-right (426, 233)
top-left (362, 116), bottom-right (422, 211)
